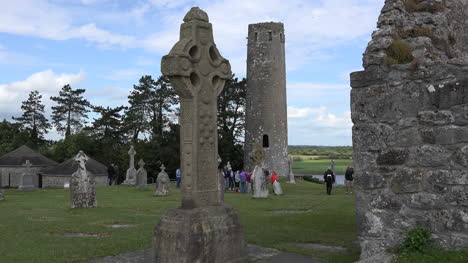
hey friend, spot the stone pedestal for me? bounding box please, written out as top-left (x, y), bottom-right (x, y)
top-left (151, 205), bottom-right (247, 263)
top-left (252, 166), bottom-right (269, 198)
top-left (70, 151), bottom-right (97, 208)
top-left (155, 164), bottom-right (169, 196)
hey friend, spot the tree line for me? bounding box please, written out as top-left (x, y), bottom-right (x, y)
top-left (0, 75), bottom-right (246, 181)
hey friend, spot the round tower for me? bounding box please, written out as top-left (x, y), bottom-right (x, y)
top-left (244, 22), bottom-right (289, 177)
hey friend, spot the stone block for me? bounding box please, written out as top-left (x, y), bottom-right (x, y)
top-left (352, 124), bottom-right (392, 152)
top-left (417, 110), bottom-right (455, 125)
top-left (391, 168), bottom-right (424, 194)
top-left (376, 148), bottom-right (408, 165)
top-left (350, 67), bottom-right (385, 88)
top-left (445, 186), bottom-right (468, 207)
top-left (428, 170), bottom-right (468, 185)
top-left (406, 192), bottom-right (442, 210)
top-left (430, 208), bottom-right (468, 232)
top-left (408, 145), bottom-right (451, 167)
top-left (151, 205), bottom-right (247, 263)
top-left (456, 145), bottom-right (468, 167)
top-left (355, 172), bottom-right (386, 190)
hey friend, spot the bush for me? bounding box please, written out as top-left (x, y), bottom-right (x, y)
top-left (303, 176), bottom-right (324, 184)
top-left (293, 156), bottom-right (303, 162)
top-left (405, 0), bottom-right (445, 13)
top-left (385, 39), bottom-right (414, 65)
top-left (399, 226), bottom-right (433, 253)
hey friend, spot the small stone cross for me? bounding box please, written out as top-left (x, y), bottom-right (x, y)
top-left (128, 145), bottom-right (136, 169)
top-left (160, 164), bottom-right (166, 172)
top-left (23, 160), bottom-right (32, 173)
top-left (138, 159), bottom-right (145, 168)
top-left (75, 151), bottom-right (89, 170)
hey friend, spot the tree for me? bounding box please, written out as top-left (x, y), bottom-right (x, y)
top-left (50, 84), bottom-right (90, 138)
top-left (217, 75), bottom-right (246, 170)
top-left (90, 105), bottom-right (126, 141)
top-left (12, 90), bottom-right (51, 145)
top-left (124, 75), bottom-right (178, 141)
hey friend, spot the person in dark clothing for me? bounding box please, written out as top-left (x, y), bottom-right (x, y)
top-left (323, 168), bottom-right (335, 195)
top-left (107, 163), bottom-right (116, 186)
top-left (345, 167), bottom-right (354, 194)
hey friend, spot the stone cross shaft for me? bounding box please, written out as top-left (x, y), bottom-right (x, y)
top-left (160, 164), bottom-right (166, 172)
top-left (23, 160), bottom-right (32, 172)
top-left (161, 7), bottom-right (231, 208)
top-left (75, 151), bottom-right (89, 170)
top-left (128, 146), bottom-right (136, 169)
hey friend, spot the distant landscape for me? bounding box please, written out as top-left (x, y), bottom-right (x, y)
top-left (288, 146), bottom-right (353, 175)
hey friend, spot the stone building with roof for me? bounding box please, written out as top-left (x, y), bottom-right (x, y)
top-left (40, 155), bottom-right (109, 188)
top-left (0, 145), bottom-right (58, 188)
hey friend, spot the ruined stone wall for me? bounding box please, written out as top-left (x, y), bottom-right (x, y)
top-left (352, 0), bottom-right (468, 259)
top-left (0, 167), bottom-right (43, 187)
top-left (244, 22), bottom-right (289, 177)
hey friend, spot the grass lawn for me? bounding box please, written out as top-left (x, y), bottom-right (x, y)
top-left (0, 180), bottom-right (359, 263)
top-left (292, 157), bottom-right (353, 175)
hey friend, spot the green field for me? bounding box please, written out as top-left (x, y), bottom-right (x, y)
top-left (292, 157), bottom-right (353, 175)
top-left (0, 181), bottom-right (359, 263)
top-left (1, 181), bottom-right (466, 263)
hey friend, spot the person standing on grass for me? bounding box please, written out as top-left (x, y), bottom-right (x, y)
top-left (239, 170), bottom-right (247, 193)
top-left (107, 163), bottom-right (116, 186)
top-left (228, 168), bottom-right (235, 190)
top-left (323, 167), bottom-right (335, 195)
top-left (345, 166), bottom-right (354, 194)
top-left (176, 168), bottom-right (181, 188)
top-left (234, 170), bottom-right (241, 192)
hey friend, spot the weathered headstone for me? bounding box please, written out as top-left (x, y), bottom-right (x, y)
top-left (273, 181), bottom-right (283, 195)
top-left (136, 159), bottom-right (147, 190)
top-left (154, 164), bottom-right (169, 196)
top-left (70, 151), bottom-right (96, 208)
top-left (151, 7), bottom-right (247, 263)
top-left (287, 156), bottom-right (296, 184)
top-left (122, 146), bottom-right (137, 185)
top-left (226, 161), bottom-right (232, 170)
top-left (352, 0), bottom-right (468, 260)
top-left (19, 160), bottom-right (34, 191)
top-left (251, 145), bottom-right (269, 198)
top-left (0, 189), bottom-right (4, 201)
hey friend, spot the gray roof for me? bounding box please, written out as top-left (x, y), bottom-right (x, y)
top-left (41, 156), bottom-right (108, 176)
top-left (0, 145), bottom-right (58, 167)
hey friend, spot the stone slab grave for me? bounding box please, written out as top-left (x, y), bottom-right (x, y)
top-left (122, 146), bottom-right (137, 185)
top-left (70, 151), bottom-right (97, 208)
top-left (136, 159), bottom-right (147, 190)
top-left (151, 7), bottom-right (247, 263)
top-left (154, 164), bottom-right (169, 196)
top-left (351, 0), bottom-right (468, 260)
top-left (18, 160), bottom-right (35, 190)
top-left (251, 145), bottom-right (269, 198)
top-left (84, 244), bottom-right (325, 263)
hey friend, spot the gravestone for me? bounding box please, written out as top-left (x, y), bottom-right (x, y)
top-left (352, 0), bottom-right (468, 260)
top-left (19, 160), bottom-right (35, 190)
top-left (273, 181), bottom-right (283, 195)
top-left (151, 7), bottom-right (247, 263)
top-left (0, 189), bottom-right (4, 201)
top-left (136, 159), bottom-right (147, 190)
top-left (251, 146), bottom-right (269, 198)
top-left (70, 151), bottom-right (97, 208)
top-left (287, 156), bottom-right (296, 184)
top-left (122, 146), bottom-right (137, 185)
top-left (226, 161), bottom-right (232, 170)
top-left (154, 164), bottom-right (169, 196)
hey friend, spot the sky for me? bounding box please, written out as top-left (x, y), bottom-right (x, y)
top-left (0, 0), bottom-right (384, 146)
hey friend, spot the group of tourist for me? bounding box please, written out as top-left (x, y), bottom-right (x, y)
top-left (221, 167), bottom-right (250, 193)
top-left (323, 166), bottom-right (353, 195)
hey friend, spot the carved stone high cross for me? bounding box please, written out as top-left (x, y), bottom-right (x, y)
top-left (161, 7), bottom-right (231, 208)
top-left (160, 164), bottom-right (166, 172)
top-left (128, 146), bottom-right (136, 169)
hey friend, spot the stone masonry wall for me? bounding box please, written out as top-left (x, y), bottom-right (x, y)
top-left (351, 0), bottom-right (468, 259)
top-left (42, 175), bottom-right (107, 188)
top-left (244, 22), bottom-right (289, 177)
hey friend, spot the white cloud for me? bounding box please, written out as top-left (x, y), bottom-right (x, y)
top-left (288, 106), bottom-right (352, 145)
top-left (0, 0), bottom-right (137, 48)
top-left (106, 69), bottom-right (148, 81)
top-left (0, 70), bottom-right (87, 120)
